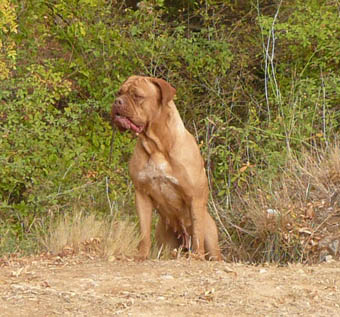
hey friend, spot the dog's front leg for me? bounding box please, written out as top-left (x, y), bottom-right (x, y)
top-left (135, 190), bottom-right (153, 261)
top-left (190, 198), bottom-right (206, 259)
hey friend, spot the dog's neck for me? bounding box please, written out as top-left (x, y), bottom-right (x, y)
top-left (139, 101), bottom-right (185, 157)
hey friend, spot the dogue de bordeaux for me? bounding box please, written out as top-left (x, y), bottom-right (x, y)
top-left (112, 76), bottom-right (221, 261)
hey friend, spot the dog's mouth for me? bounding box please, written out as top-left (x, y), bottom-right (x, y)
top-left (113, 112), bottom-right (144, 135)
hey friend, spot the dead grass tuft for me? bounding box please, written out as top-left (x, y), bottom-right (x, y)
top-left (42, 210), bottom-right (140, 259)
top-left (220, 144), bottom-right (340, 263)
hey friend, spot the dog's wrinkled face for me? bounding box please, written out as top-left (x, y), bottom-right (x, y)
top-left (112, 76), bottom-right (176, 135)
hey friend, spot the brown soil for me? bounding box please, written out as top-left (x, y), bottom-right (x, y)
top-left (1, 255), bottom-right (339, 316)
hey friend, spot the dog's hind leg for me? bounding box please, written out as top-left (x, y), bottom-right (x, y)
top-left (204, 213), bottom-right (222, 261)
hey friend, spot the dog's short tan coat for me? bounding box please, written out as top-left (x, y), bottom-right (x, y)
top-left (112, 76), bottom-right (221, 260)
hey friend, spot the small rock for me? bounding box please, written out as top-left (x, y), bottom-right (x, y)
top-left (328, 240), bottom-right (339, 256)
top-left (266, 209), bottom-right (280, 218)
top-left (325, 255), bottom-right (334, 263)
top-left (11, 284), bottom-right (25, 290)
top-left (108, 255), bottom-right (116, 262)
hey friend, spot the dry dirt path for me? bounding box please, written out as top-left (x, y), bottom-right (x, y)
top-left (0, 256), bottom-right (339, 316)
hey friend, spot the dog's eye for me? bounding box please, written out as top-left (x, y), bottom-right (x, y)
top-left (133, 94), bottom-right (144, 100)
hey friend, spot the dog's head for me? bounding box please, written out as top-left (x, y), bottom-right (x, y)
top-left (112, 76), bottom-right (176, 135)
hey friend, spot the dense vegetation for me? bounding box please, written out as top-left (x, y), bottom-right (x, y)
top-left (1, 0), bottom-right (339, 262)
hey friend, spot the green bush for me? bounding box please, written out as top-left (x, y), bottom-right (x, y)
top-left (0, 62), bottom-right (134, 250)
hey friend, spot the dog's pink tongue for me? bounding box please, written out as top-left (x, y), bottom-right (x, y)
top-left (130, 121), bottom-right (144, 133)
top-left (114, 116), bottom-right (131, 130)
top-left (114, 116), bottom-right (143, 133)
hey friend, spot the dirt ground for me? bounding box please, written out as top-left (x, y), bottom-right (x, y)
top-left (0, 255), bottom-right (339, 317)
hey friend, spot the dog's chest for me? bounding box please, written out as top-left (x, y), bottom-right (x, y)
top-left (137, 160), bottom-right (181, 204)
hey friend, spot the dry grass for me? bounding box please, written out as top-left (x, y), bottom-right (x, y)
top-left (42, 210), bottom-right (140, 259)
top-left (220, 144), bottom-right (340, 263)
top-left (40, 146), bottom-right (340, 264)
top-left (42, 210), bottom-right (190, 261)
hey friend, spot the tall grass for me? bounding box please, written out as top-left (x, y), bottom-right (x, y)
top-left (215, 143), bottom-right (340, 263)
top-left (41, 209), bottom-right (140, 259)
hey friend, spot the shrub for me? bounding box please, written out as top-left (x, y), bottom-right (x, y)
top-left (0, 62), bottom-right (134, 253)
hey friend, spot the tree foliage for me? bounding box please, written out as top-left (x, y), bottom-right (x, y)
top-left (0, 0), bottom-right (17, 80)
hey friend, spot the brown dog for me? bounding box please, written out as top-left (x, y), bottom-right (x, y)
top-left (112, 76), bottom-right (221, 261)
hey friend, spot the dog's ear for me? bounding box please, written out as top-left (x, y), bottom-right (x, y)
top-left (150, 78), bottom-right (176, 106)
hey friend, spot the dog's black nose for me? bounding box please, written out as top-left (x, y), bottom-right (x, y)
top-left (115, 97), bottom-right (123, 106)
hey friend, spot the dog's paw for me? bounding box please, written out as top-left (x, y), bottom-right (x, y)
top-left (134, 254), bottom-right (148, 262)
top-left (188, 252), bottom-right (206, 261)
top-left (207, 254), bottom-right (223, 261)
